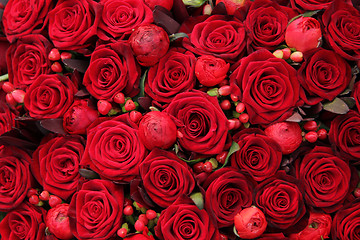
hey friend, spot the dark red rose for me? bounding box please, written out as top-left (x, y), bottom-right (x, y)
top-left (48, 0), bottom-right (101, 52)
top-left (81, 114), bottom-right (147, 182)
top-left (145, 48), bottom-right (196, 109)
top-left (2, 0), bottom-right (53, 43)
top-left (298, 48), bottom-right (352, 105)
top-left (24, 74), bottom-right (77, 119)
top-left (6, 34), bottom-right (52, 90)
top-left (139, 148), bottom-right (196, 208)
top-left (231, 128), bottom-right (282, 182)
top-left (331, 199), bottom-right (360, 240)
top-left (0, 100), bottom-right (15, 136)
top-left (68, 179), bottom-right (124, 240)
top-left (296, 146), bottom-right (351, 213)
top-left (83, 41), bottom-right (140, 101)
top-left (182, 15), bottom-right (246, 61)
top-left (290, 0), bottom-right (334, 11)
top-left (164, 90), bottom-right (229, 156)
top-left (230, 49), bottom-right (301, 125)
top-left (155, 197), bottom-right (220, 240)
top-left (329, 110), bottom-right (360, 164)
top-left (353, 81), bottom-right (360, 112)
top-left (0, 37), bottom-right (10, 75)
top-left (98, 0), bottom-right (153, 41)
top-left (202, 167), bottom-right (254, 228)
top-left (0, 202), bottom-right (46, 240)
top-left (31, 134), bottom-right (85, 201)
top-left (255, 171), bottom-right (306, 229)
top-left (0, 145), bottom-right (33, 212)
top-left (322, 0), bottom-right (360, 61)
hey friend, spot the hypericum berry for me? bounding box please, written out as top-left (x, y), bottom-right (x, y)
top-left (282, 48), bottom-right (291, 60)
top-left (48, 48), bottom-right (61, 61)
top-left (11, 89), bottom-right (26, 103)
top-left (273, 49), bottom-right (284, 59)
top-left (51, 62), bottom-right (63, 73)
top-left (60, 52), bottom-right (72, 60)
top-left (48, 195), bottom-right (62, 208)
top-left (29, 195), bottom-right (40, 205)
top-left (236, 102), bottom-right (245, 113)
top-left (317, 128), bottom-right (327, 140)
top-left (27, 188), bottom-right (38, 198)
top-left (303, 120), bottom-right (318, 131)
top-left (130, 110), bottom-right (142, 123)
top-left (134, 220), bottom-right (145, 232)
top-left (218, 79), bottom-right (229, 87)
top-left (114, 92), bottom-right (125, 104)
top-left (117, 228), bottom-right (127, 238)
top-left (228, 119), bottom-right (240, 130)
top-left (97, 100), bottom-right (112, 115)
top-left (354, 188), bottom-right (360, 198)
top-left (203, 161), bottom-right (213, 173)
top-left (203, 3), bottom-right (212, 15)
top-left (123, 205), bottom-right (134, 216)
top-left (193, 162), bottom-right (204, 173)
top-left (124, 99), bottom-right (136, 111)
top-left (138, 214), bottom-right (149, 225)
top-left (220, 99), bottom-right (231, 111)
top-left (218, 85), bottom-right (231, 96)
top-left (146, 210), bottom-right (157, 220)
top-left (216, 151), bottom-right (228, 164)
top-left (305, 131), bottom-right (318, 143)
top-left (239, 113), bottom-right (249, 123)
top-left (39, 190), bottom-right (50, 201)
top-left (230, 94), bottom-right (238, 102)
top-left (2, 82), bottom-right (14, 93)
top-left (6, 93), bottom-right (17, 106)
top-left (290, 51), bottom-right (303, 62)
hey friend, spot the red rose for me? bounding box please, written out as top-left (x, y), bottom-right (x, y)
top-left (31, 134), bottom-right (85, 201)
top-left (230, 49), bottom-right (301, 125)
top-left (2, 0), bottom-right (53, 43)
top-left (322, 0), bottom-right (360, 61)
top-left (81, 114), bottom-right (147, 182)
top-left (296, 146), bottom-right (351, 213)
top-left (182, 15), bottom-right (246, 61)
top-left (332, 199), bottom-right (360, 240)
top-left (145, 48), bottom-right (196, 109)
top-left (83, 41), bottom-right (141, 101)
top-left (6, 34), bottom-right (52, 90)
top-left (48, 0), bottom-right (101, 51)
top-left (98, 0), bottom-right (153, 41)
top-left (0, 145), bottom-right (33, 212)
top-left (0, 37), bottom-right (10, 75)
top-left (298, 48), bottom-right (352, 105)
top-left (329, 110), bottom-right (360, 164)
top-left (353, 81), bottom-right (360, 111)
top-left (164, 90), bottom-right (229, 156)
top-left (68, 179), bottom-right (124, 240)
top-left (0, 202), bottom-right (46, 240)
top-left (202, 167), bottom-right (254, 228)
top-left (139, 148), bottom-right (196, 208)
top-left (290, 0), bottom-right (335, 11)
top-left (231, 128), bottom-right (282, 182)
top-left (255, 171), bottom-right (306, 229)
top-left (0, 100), bottom-right (15, 136)
top-left (24, 74), bottom-right (77, 119)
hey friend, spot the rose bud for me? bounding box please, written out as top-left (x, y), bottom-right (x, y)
top-left (138, 111), bottom-right (177, 150)
top-left (264, 121), bottom-right (302, 154)
top-left (129, 24), bottom-right (170, 67)
top-left (63, 99), bottom-right (99, 135)
top-left (46, 203), bottom-right (73, 240)
top-left (195, 55), bottom-right (230, 87)
top-left (285, 16), bottom-right (322, 53)
top-left (234, 206), bottom-right (267, 239)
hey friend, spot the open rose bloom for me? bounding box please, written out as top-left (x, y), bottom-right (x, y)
top-left (1, 0), bottom-right (360, 239)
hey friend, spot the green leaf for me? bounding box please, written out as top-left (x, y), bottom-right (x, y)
top-left (218, 141), bottom-right (240, 169)
top-left (0, 212), bottom-right (6, 222)
top-left (323, 97), bottom-right (349, 114)
top-left (341, 97), bottom-right (356, 109)
top-left (79, 168), bottom-right (100, 179)
top-left (169, 32), bottom-right (189, 42)
top-left (0, 73), bottom-right (8, 82)
top-left (182, 0), bottom-right (206, 8)
top-left (286, 111), bottom-right (303, 122)
top-left (190, 192), bottom-right (204, 210)
top-left (207, 88), bottom-right (219, 97)
top-left (302, 10), bottom-right (321, 17)
top-left (139, 69), bottom-right (148, 98)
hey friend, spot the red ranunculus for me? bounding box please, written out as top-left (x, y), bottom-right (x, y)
top-left (290, 212), bottom-right (332, 240)
top-left (332, 199), bottom-right (360, 240)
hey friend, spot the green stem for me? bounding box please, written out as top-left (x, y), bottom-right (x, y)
top-left (0, 74), bottom-right (8, 82)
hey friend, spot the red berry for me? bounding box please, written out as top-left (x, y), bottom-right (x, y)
top-left (303, 120), bottom-right (318, 131)
top-left (228, 119), bottom-right (240, 130)
top-left (290, 51), bottom-right (303, 62)
top-left (236, 102), bottom-right (245, 113)
top-left (11, 89), bottom-right (26, 103)
top-left (138, 214), bottom-right (149, 225)
top-left (203, 161), bottom-right (213, 173)
top-left (218, 79), bottom-right (229, 87)
top-left (305, 131), bottom-right (318, 143)
top-left (124, 99), bottom-right (136, 111)
top-left (123, 205), bottom-right (134, 216)
top-left (60, 52), bottom-right (72, 60)
top-left (193, 162), bottom-right (204, 173)
top-left (216, 151), bottom-right (228, 164)
top-left (6, 93), bottom-right (17, 106)
top-left (51, 62), bottom-right (63, 73)
top-left (48, 48), bottom-right (61, 61)
top-left (218, 85), bottom-right (231, 96)
top-left (117, 228), bottom-right (127, 238)
top-left (230, 94), bottom-right (238, 102)
top-left (317, 128), bottom-right (327, 140)
top-left (49, 195), bottom-right (62, 208)
top-left (29, 195), bottom-right (40, 205)
top-left (97, 100), bottom-right (112, 115)
top-left (130, 110), bottom-right (142, 123)
top-left (239, 113), bottom-right (249, 123)
top-left (146, 210), bottom-right (157, 220)
top-left (220, 99), bottom-right (231, 111)
top-left (203, 3), bottom-right (212, 15)
top-left (27, 188), bottom-right (38, 198)
top-left (134, 220), bottom-right (145, 232)
top-left (39, 190), bottom-right (50, 201)
top-left (2, 82), bottom-right (14, 93)
top-left (282, 48), bottom-right (291, 60)
top-left (114, 92), bottom-right (125, 104)
top-left (354, 188), bottom-right (360, 198)
top-left (136, 202), bottom-right (144, 208)
top-left (273, 49), bottom-right (284, 59)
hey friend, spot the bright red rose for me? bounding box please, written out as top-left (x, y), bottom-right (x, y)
top-left (2, 0), bottom-right (53, 43)
top-left (83, 41), bottom-right (141, 101)
top-left (0, 100), bottom-right (15, 136)
top-left (353, 81), bottom-right (360, 112)
top-left (230, 49), bottom-right (301, 125)
top-left (68, 179), bottom-right (124, 240)
top-left (24, 74), bottom-right (77, 119)
top-left (290, 0), bottom-right (335, 11)
top-left (0, 202), bottom-right (46, 240)
top-left (81, 114), bottom-right (147, 182)
top-left (331, 199), bottom-right (360, 240)
top-left (6, 34), bottom-right (52, 90)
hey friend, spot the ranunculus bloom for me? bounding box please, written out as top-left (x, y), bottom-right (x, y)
top-left (202, 167), bottom-right (254, 228)
top-left (332, 199), bottom-right (360, 239)
top-left (195, 55), bottom-right (229, 87)
top-left (230, 49), bottom-right (301, 125)
top-left (24, 74), bottom-right (77, 119)
top-left (296, 146), bottom-right (352, 213)
top-left (2, 0), bottom-right (53, 43)
top-left (164, 90), bottom-right (229, 156)
top-left (231, 128), bottom-right (282, 182)
top-left (98, 0), bottom-right (153, 41)
top-left (255, 171), bottom-right (306, 229)
top-left (139, 148), bottom-right (196, 208)
top-left (298, 48), bottom-right (352, 105)
top-left (329, 110), bottom-right (360, 164)
top-left (182, 15), bottom-right (246, 61)
top-left (6, 34), bottom-right (52, 90)
top-left (322, 0), bottom-right (360, 61)
top-left (0, 202), bottom-right (46, 240)
top-left (48, 0), bottom-right (101, 52)
top-left (68, 179), bottom-right (124, 240)
top-left (145, 48), bottom-right (197, 109)
top-left (81, 114), bottom-right (147, 182)
top-left (0, 145), bottom-right (33, 212)
top-left (83, 41), bottom-right (141, 101)
top-left (31, 134), bottom-right (85, 201)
